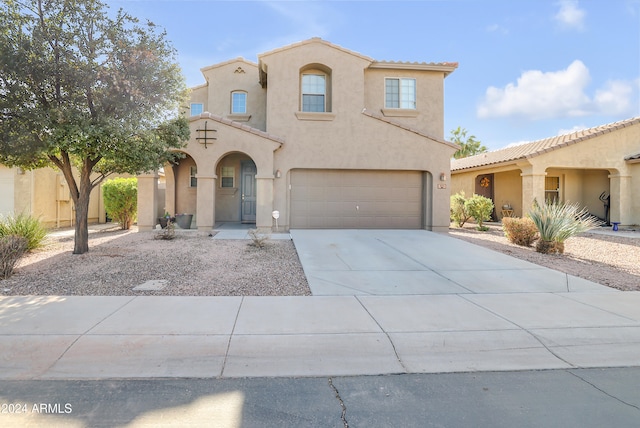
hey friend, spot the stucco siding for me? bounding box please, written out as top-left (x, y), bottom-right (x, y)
top-left (0, 166), bottom-right (15, 216)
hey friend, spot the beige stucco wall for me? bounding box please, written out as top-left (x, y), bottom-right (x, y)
top-left (141, 39), bottom-right (457, 232)
top-left (0, 166), bottom-right (107, 228)
top-left (199, 60), bottom-right (267, 131)
top-left (364, 68), bottom-right (445, 139)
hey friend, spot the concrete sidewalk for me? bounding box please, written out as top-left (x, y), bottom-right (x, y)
top-left (1, 228), bottom-right (639, 380)
top-left (2, 291), bottom-right (640, 380)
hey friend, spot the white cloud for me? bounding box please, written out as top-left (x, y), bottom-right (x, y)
top-left (486, 23), bottom-right (509, 35)
top-left (593, 80), bottom-right (635, 115)
top-left (557, 124), bottom-right (587, 135)
top-left (478, 60), bottom-right (591, 120)
top-left (554, 0), bottom-right (586, 31)
top-left (477, 61), bottom-right (638, 120)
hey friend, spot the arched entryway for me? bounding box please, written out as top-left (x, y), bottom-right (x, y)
top-left (164, 152), bottom-right (198, 228)
top-left (215, 152), bottom-right (257, 224)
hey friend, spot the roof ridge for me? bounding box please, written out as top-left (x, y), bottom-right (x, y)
top-left (362, 110), bottom-right (458, 149)
top-left (189, 112), bottom-right (284, 144)
top-left (451, 116), bottom-right (640, 171)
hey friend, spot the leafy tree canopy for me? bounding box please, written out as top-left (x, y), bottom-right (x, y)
top-left (450, 126), bottom-right (488, 159)
top-left (0, 0), bottom-right (190, 253)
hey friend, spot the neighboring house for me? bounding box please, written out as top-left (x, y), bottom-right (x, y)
top-left (138, 38), bottom-right (459, 232)
top-left (450, 117), bottom-right (640, 226)
top-left (0, 165), bottom-right (109, 228)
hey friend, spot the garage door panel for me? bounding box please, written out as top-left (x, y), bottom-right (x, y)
top-left (290, 169), bottom-right (424, 229)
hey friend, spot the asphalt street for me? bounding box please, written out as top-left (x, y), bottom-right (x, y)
top-left (1, 368), bottom-right (639, 427)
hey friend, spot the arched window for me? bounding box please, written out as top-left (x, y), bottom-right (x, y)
top-left (300, 64), bottom-right (332, 113)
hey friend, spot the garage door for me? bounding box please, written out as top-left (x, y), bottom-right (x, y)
top-left (0, 167), bottom-right (14, 216)
top-left (290, 169), bottom-right (424, 229)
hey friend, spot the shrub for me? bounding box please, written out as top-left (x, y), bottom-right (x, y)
top-left (0, 213), bottom-right (47, 251)
top-left (248, 229), bottom-right (270, 248)
top-left (154, 219), bottom-right (176, 240)
top-left (450, 191), bottom-right (471, 228)
top-left (0, 235), bottom-right (28, 279)
top-left (465, 194), bottom-right (494, 231)
top-left (502, 217), bottom-right (538, 247)
top-left (102, 178), bottom-right (137, 230)
top-left (528, 199), bottom-right (602, 254)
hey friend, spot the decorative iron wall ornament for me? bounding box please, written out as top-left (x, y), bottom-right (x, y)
top-left (196, 121), bottom-right (217, 148)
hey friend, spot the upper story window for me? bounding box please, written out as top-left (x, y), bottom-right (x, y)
top-left (190, 103), bottom-right (203, 116)
top-left (301, 74), bottom-right (326, 112)
top-left (231, 91), bottom-right (247, 114)
top-left (385, 78), bottom-right (416, 109)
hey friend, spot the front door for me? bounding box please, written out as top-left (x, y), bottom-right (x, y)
top-left (241, 161), bottom-right (257, 223)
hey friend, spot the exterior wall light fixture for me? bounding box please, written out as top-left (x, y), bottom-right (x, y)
top-left (440, 173), bottom-right (446, 181)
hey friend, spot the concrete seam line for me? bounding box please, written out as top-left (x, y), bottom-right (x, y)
top-left (220, 296), bottom-right (244, 377)
top-left (355, 295), bottom-right (408, 373)
top-left (39, 296), bottom-right (138, 378)
top-left (458, 294), bottom-right (577, 368)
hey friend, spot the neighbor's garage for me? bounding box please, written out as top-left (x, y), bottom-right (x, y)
top-left (290, 169), bottom-right (425, 229)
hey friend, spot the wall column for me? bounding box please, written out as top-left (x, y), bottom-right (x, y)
top-left (196, 175), bottom-right (216, 231)
top-left (520, 166), bottom-right (546, 211)
top-left (256, 176), bottom-right (274, 231)
top-left (137, 172), bottom-right (159, 231)
top-left (609, 173), bottom-right (632, 225)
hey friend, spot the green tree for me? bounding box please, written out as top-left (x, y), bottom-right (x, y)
top-left (450, 127), bottom-right (488, 159)
top-left (102, 177), bottom-right (137, 230)
top-left (0, 0), bottom-right (190, 254)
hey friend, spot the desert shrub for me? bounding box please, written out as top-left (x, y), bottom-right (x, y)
top-left (465, 194), bottom-right (494, 231)
top-left (154, 220), bottom-right (176, 240)
top-left (0, 213), bottom-right (47, 251)
top-left (102, 178), bottom-right (137, 230)
top-left (450, 191), bottom-right (471, 228)
top-left (528, 199), bottom-right (602, 254)
top-left (502, 217), bottom-right (538, 247)
top-left (248, 229), bottom-right (270, 248)
top-left (0, 235), bottom-right (28, 279)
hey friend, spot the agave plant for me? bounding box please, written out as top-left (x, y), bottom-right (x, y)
top-left (528, 199), bottom-right (602, 254)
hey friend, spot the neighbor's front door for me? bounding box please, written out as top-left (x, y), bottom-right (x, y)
top-left (241, 161), bottom-right (257, 223)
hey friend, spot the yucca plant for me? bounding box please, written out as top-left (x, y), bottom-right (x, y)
top-left (0, 213), bottom-right (48, 252)
top-left (528, 199), bottom-right (602, 254)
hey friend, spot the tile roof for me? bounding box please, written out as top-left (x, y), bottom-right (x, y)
top-left (362, 110), bottom-right (458, 149)
top-left (451, 117), bottom-right (640, 171)
top-left (189, 112), bottom-right (284, 145)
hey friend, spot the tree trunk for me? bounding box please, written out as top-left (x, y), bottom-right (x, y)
top-left (72, 163), bottom-right (95, 255)
top-left (73, 189), bottom-right (91, 254)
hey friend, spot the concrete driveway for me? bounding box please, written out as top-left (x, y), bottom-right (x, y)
top-left (290, 229), bottom-right (609, 295)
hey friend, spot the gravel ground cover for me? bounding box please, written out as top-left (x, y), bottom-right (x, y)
top-left (448, 224), bottom-right (640, 291)
top-left (2, 227), bottom-right (311, 296)
top-left (1, 224), bottom-right (638, 296)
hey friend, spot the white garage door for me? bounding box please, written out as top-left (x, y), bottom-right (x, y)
top-left (0, 167), bottom-right (15, 216)
top-left (290, 169), bottom-right (424, 229)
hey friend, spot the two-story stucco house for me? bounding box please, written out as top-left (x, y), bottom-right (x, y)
top-left (137, 38), bottom-right (458, 232)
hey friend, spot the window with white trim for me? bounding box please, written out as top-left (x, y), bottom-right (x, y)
top-left (190, 103), bottom-right (203, 116)
top-left (221, 166), bottom-right (234, 188)
top-left (231, 91), bottom-right (247, 114)
top-left (301, 74), bottom-right (326, 112)
top-left (189, 166), bottom-right (197, 187)
top-left (385, 78), bottom-right (416, 109)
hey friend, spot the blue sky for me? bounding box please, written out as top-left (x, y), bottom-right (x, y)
top-left (110, 0), bottom-right (640, 150)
